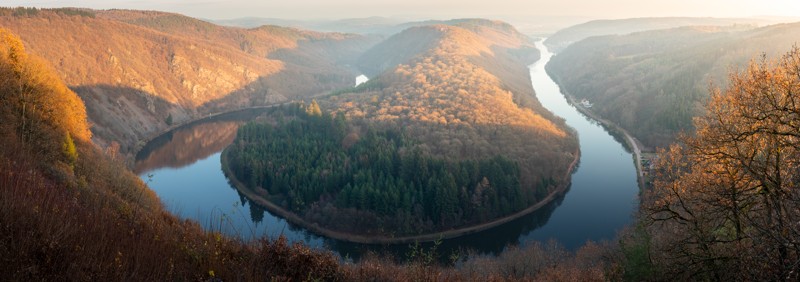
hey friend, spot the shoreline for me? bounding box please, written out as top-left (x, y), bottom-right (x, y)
top-left (550, 76), bottom-right (646, 189)
top-left (221, 146), bottom-right (581, 245)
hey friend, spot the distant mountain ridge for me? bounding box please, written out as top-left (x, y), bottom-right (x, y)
top-left (214, 16), bottom-right (531, 37)
top-left (544, 17), bottom-right (774, 52)
top-left (213, 16), bottom-right (408, 35)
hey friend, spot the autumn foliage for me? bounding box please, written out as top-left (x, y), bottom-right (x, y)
top-left (0, 28), bottom-right (90, 141)
top-left (642, 46), bottom-right (800, 280)
top-left (0, 25), bottom-right (343, 281)
top-left (332, 24), bottom-right (577, 199)
top-left (0, 27), bottom-right (91, 177)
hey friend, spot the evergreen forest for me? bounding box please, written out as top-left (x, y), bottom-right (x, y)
top-left (224, 105), bottom-right (550, 236)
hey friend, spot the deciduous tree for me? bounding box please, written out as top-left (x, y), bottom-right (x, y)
top-left (644, 46), bottom-right (800, 280)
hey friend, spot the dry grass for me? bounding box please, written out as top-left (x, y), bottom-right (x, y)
top-left (0, 140), bottom-right (348, 281)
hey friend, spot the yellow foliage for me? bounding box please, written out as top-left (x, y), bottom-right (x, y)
top-left (0, 28), bottom-right (91, 142)
top-left (305, 99), bottom-right (322, 116)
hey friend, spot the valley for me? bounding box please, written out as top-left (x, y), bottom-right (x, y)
top-left (3, 3), bottom-right (800, 280)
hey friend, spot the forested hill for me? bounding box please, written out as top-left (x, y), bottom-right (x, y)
top-left (317, 21), bottom-right (578, 231)
top-left (543, 17), bottom-right (768, 53)
top-left (546, 22), bottom-right (800, 148)
top-left (334, 20), bottom-right (576, 181)
top-left (358, 19), bottom-right (539, 80)
top-left (0, 8), bottom-right (380, 153)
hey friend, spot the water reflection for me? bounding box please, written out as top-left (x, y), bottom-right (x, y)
top-left (135, 122), bottom-right (239, 173)
top-left (135, 109), bottom-right (271, 174)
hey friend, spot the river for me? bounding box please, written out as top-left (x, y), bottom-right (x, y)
top-left (135, 40), bottom-right (638, 259)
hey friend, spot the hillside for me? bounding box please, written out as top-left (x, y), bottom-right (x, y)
top-left (214, 17), bottom-right (539, 37)
top-left (0, 8), bottom-right (379, 153)
top-left (546, 22), bottom-right (800, 148)
top-left (224, 20), bottom-right (578, 238)
top-left (639, 46), bottom-right (800, 280)
top-left (358, 19), bottom-right (539, 76)
top-left (544, 17), bottom-right (768, 52)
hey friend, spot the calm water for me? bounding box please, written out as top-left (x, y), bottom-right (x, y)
top-left (519, 40), bottom-right (639, 246)
top-left (137, 41), bottom-right (638, 258)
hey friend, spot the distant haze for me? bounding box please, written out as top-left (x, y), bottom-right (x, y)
top-left (9, 0), bottom-right (800, 20)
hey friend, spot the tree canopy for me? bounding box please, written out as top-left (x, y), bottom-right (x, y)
top-left (642, 46), bottom-right (800, 280)
top-left (225, 106), bottom-right (547, 235)
top-left (0, 27), bottom-right (90, 172)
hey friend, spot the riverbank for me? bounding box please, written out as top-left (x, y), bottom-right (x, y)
top-left (221, 147), bottom-right (581, 245)
top-left (549, 77), bottom-right (647, 189)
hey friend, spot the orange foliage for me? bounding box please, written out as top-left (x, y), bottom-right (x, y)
top-left (643, 46), bottom-right (800, 280)
top-left (332, 23), bottom-right (576, 191)
top-left (0, 28), bottom-right (90, 142)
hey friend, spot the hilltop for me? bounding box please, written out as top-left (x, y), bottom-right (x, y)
top-left (546, 22), bottom-right (800, 148)
top-left (544, 17), bottom-right (770, 53)
top-left (0, 8), bottom-right (380, 153)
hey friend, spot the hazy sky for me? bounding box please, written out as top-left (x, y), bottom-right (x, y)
top-left (9, 0), bottom-right (800, 20)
